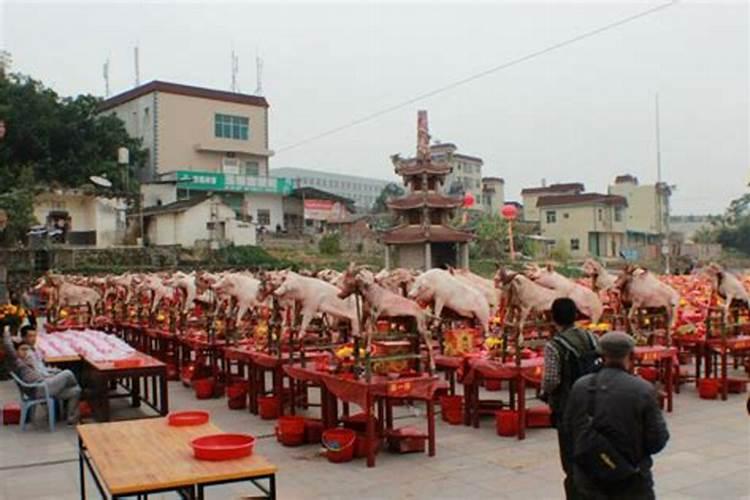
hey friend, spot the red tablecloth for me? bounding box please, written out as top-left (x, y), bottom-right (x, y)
top-left (284, 364), bottom-right (441, 408)
top-left (464, 357), bottom-right (544, 385)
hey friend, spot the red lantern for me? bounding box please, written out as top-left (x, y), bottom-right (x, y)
top-left (463, 192), bottom-right (475, 208)
top-left (501, 204), bottom-right (518, 220)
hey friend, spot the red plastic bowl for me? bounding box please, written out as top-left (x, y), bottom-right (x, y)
top-left (167, 410), bottom-right (210, 427)
top-left (114, 358), bottom-right (143, 368)
top-left (191, 433), bottom-right (256, 461)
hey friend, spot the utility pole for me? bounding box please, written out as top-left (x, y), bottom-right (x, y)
top-left (134, 45), bottom-right (141, 86)
top-left (103, 58), bottom-right (111, 97)
top-left (655, 93), bottom-right (671, 274)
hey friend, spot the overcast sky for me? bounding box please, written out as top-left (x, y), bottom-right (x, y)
top-left (2, 0), bottom-right (748, 214)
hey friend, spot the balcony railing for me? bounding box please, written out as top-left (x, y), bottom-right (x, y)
top-left (173, 170), bottom-right (296, 195)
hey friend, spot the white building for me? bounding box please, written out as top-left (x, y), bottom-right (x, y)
top-left (140, 194), bottom-right (256, 247)
top-left (271, 167), bottom-right (390, 211)
top-left (33, 189), bottom-right (128, 248)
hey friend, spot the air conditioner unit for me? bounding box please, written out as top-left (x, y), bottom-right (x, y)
top-left (222, 157), bottom-right (240, 174)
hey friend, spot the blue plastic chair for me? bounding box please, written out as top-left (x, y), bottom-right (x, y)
top-left (9, 373), bottom-right (56, 431)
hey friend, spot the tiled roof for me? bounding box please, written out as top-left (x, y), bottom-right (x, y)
top-left (387, 193), bottom-right (463, 210)
top-left (521, 183), bottom-right (585, 195)
top-left (382, 225), bottom-right (473, 244)
top-left (536, 193), bottom-right (627, 208)
top-left (140, 194), bottom-right (211, 217)
top-left (98, 80), bottom-right (269, 112)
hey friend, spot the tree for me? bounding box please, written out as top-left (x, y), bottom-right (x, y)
top-left (692, 226), bottom-right (717, 244)
top-left (0, 73), bottom-right (147, 193)
top-left (472, 213), bottom-right (507, 258)
top-left (371, 183), bottom-right (405, 214)
top-left (711, 193), bottom-right (750, 255)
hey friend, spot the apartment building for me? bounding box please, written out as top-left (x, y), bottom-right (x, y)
top-left (521, 183), bottom-right (585, 222)
top-left (100, 80), bottom-right (298, 233)
top-left (429, 143), bottom-right (484, 206)
top-left (538, 193), bottom-right (628, 258)
top-left (481, 177), bottom-right (505, 215)
top-left (270, 167), bottom-right (389, 210)
top-left (608, 175), bottom-right (671, 246)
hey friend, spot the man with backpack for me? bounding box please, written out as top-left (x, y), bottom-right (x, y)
top-left (564, 331), bottom-right (669, 499)
top-left (541, 297), bottom-right (600, 499)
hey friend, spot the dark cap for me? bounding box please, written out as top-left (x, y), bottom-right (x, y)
top-left (597, 331), bottom-right (635, 358)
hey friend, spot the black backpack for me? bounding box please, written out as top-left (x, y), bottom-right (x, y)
top-left (553, 330), bottom-right (602, 386)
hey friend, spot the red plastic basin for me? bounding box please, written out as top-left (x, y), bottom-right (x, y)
top-left (168, 410), bottom-right (210, 426)
top-left (191, 433), bottom-right (255, 461)
top-left (114, 357), bottom-right (144, 368)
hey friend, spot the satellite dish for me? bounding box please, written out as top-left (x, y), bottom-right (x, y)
top-left (89, 175), bottom-right (112, 188)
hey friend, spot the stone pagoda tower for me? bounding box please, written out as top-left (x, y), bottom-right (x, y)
top-left (383, 111), bottom-right (472, 270)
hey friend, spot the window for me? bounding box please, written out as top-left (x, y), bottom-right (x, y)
top-left (598, 209), bottom-right (603, 222)
top-left (214, 114), bottom-right (249, 140)
top-left (257, 209), bottom-right (271, 226)
top-left (242, 161), bottom-right (260, 176)
top-left (563, 213), bottom-right (569, 219)
top-left (614, 207), bottom-right (623, 222)
top-left (546, 211), bottom-right (557, 224)
top-left (571, 238), bottom-right (580, 251)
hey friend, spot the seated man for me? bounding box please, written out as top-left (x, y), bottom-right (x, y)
top-left (19, 326), bottom-right (61, 377)
top-left (3, 326), bottom-right (81, 425)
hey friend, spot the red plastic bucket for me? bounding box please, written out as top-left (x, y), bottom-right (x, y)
top-left (354, 432), bottom-right (381, 458)
top-left (322, 428), bottom-right (356, 463)
top-left (440, 395), bottom-right (463, 425)
top-left (193, 378), bottom-right (215, 399)
top-left (699, 378), bottom-right (720, 400)
top-left (485, 379), bottom-right (503, 391)
top-left (228, 397), bottom-right (247, 410)
top-left (637, 367), bottom-right (659, 383)
top-left (496, 409), bottom-right (519, 437)
top-left (226, 382), bottom-right (248, 400)
top-left (258, 395), bottom-right (280, 419)
top-left (525, 406), bottom-right (552, 428)
top-left (305, 418), bottom-right (324, 444)
top-left (276, 416), bottom-right (306, 446)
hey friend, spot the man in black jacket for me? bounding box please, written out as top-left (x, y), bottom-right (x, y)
top-left (564, 331), bottom-right (670, 500)
top-left (542, 298), bottom-right (599, 499)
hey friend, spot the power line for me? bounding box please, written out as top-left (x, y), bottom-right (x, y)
top-left (276, 0), bottom-right (679, 154)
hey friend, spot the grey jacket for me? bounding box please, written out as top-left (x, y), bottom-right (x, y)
top-left (2, 330), bottom-right (45, 385)
top-left (564, 366), bottom-right (670, 492)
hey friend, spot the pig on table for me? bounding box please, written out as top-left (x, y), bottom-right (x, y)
top-left (704, 263), bottom-right (750, 323)
top-left (408, 268), bottom-right (490, 334)
top-left (211, 272), bottom-right (263, 324)
top-left (339, 265), bottom-right (435, 370)
top-left (494, 268), bottom-right (562, 342)
top-left (525, 263), bottom-right (603, 323)
top-left (272, 271), bottom-right (360, 340)
top-left (615, 266), bottom-right (680, 341)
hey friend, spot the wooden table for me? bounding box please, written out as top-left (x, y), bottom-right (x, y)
top-left (285, 364), bottom-right (439, 467)
top-left (706, 335), bottom-right (750, 400)
top-left (77, 418), bottom-right (277, 499)
top-left (462, 356), bottom-right (545, 440)
top-left (85, 352), bottom-right (169, 422)
top-left (632, 346), bottom-right (677, 412)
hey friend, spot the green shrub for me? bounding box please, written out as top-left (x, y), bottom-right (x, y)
top-left (318, 234), bottom-right (341, 255)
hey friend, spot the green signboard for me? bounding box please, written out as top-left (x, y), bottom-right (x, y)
top-left (175, 170), bottom-right (295, 195)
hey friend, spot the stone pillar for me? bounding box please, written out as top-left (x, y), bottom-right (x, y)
top-left (385, 245), bottom-right (391, 270)
top-left (424, 242), bottom-right (432, 270)
top-left (462, 243), bottom-right (470, 269)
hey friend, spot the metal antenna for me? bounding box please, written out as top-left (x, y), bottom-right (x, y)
top-left (103, 58), bottom-right (110, 97)
top-left (255, 52), bottom-right (263, 96)
top-left (231, 49), bottom-right (239, 92)
top-left (655, 92), bottom-right (662, 183)
top-left (134, 45), bottom-right (140, 86)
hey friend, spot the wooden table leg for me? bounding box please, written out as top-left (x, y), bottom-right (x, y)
top-left (160, 368), bottom-right (169, 415)
top-left (517, 376), bottom-right (526, 440)
top-left (427, 399), bottom-right (436, 457)
top-left (365, 392), bottom-right (375, 468)
top-left (130, 376), bottom-right (141, 408)
top-left (666, 356), bottom-right (673, 412)
top-left (721, 346), bottom-right (728, 401)
top-left (472, 378), bottom-right (480, 429)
